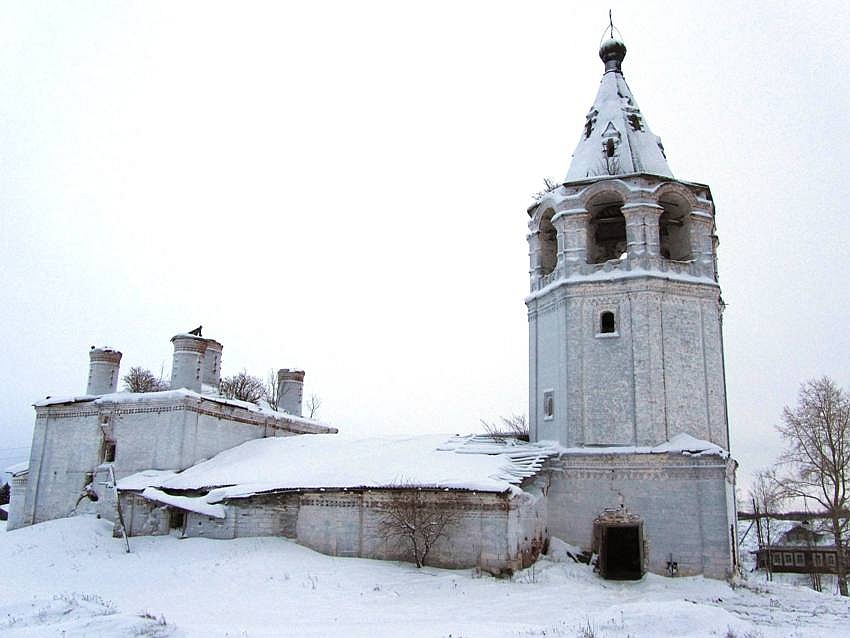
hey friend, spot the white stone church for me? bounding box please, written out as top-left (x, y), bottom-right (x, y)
top-left (7, 33), bottom-right (737, 580)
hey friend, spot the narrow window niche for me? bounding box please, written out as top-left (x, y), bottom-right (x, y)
top-left (543, 390), bottom-right (555, 420)
top-left (597, 310), bottom-right (618, 337)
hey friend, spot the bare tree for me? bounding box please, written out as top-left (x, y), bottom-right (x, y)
top-left (122, 366), bottom-right (169, 393)
top-left (750, 468), bottom-right (784, 581)
top-left (531, 177), bottom-right (559, 203)
top-left (305, 393), bottom-right (322, 419)
top-left (480, 414), bottom-right (529, 442)
top-left (265, 370), bottom-right (280, 410)
top-left (774, 377), bottom-right (850, 596)
top-left (220, 370), bottom-right (266, 404)
top-left (376, 489), bottom-right (458, 568)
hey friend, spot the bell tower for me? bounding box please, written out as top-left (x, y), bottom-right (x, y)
top-left (527, 31), bottom-right (728, 451)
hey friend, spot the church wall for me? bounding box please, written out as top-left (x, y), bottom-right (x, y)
top-left (530, 303), bottom-right (562, 443)
top-left (293, 489), bottom-right (543, 574)
top-left (223, 493), bottom-right (300, 539)
top-left (118, 488), bottom-right (544, 575)
top-left (538, 453), bottom-right (735, 578)
top-left (511, 486), bottom-right (549, 569)
top-left (19, 409), bottom-right (105, 528)
top-left (109, 404), bottom-right (277, 479)
top-left (661, 297), bottom-right (709, 443)
top-left (184, 511), bottom-right (237, 538)
top-left (702, 299), bottom-right (730, 450)
top-left (109, 408), bottom-right (195, 476)
top-left (6, 473), bottom-right (30, 530)
top-left (579, 292), bottom-right (634, 445)
top-left (122, 493), bottom-right (171, 536)
top-left (15, 396), bottom-right (316, 530)
top-left (528, 278), bottom-right (727, 449)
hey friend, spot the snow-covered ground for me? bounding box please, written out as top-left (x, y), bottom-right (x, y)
top-left (3, 517), bottom-right (848, 637)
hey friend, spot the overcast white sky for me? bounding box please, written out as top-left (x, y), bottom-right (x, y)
top-left (1, 1), bottom-right (848, 492)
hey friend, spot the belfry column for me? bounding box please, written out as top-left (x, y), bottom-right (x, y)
top-left (622, 200), bottom-right (663, 258)
top-left (553, 208), bottom-right (589, 270)
top-left (689, 210), bottom-right (717, 277)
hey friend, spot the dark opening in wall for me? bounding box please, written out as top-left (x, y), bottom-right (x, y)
top-left (538, 212), bottom-right (557, 276)
top-left (543, 390), bottom-right (554, 420)
top-left (600, 311), bottom-right (616, 334)
top-left (102, 440), bottom-right (116, 463)
top-left (587, 201), bottom-right (626, 264)
top-left (659, 196), bottom-right (692, 261)
top-left (597, 523), bottom-right (644, 580)
top-left (169, 509), bottom-right (186, 531)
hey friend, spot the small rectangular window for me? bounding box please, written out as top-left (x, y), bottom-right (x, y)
top-left (543, 390), bottom-right (554, 421)
top-left (783, 552), bottom-right (794, 566)
top-left (826, 554), bottom-right (837, 567)
top-left (814, 553), bottom-right (823, 567)
top-left (794, 552), bottom-right (805, 567)
top-left (596, 310), bottom-right (619, 337)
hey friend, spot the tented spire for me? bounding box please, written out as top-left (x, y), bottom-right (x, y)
top-left (565, 33), bottom-right (673, 181)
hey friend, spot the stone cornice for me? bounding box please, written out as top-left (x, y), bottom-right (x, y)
top-left (34, 395), bottom-right (336, 435)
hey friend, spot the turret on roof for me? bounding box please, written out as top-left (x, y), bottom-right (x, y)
top-left (565, 28), bottom-right (672, 182)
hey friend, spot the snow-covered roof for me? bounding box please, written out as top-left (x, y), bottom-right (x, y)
top-left (565, 38), bottom-right (672, 182)
top-left (776, 522), bottom-right (836, 547)
top-left (33, 389), bottom-right (336, 434)
top-left (4, 461), bottom-right (29, 477)
top-left (119, 434), bottom-right (561, 502)
top-left (117, 469), bottom-right (178, 491)
top-left (554, 433), bottom-right (728, 458)
top-left (141, 487), bottom-right (226, 519)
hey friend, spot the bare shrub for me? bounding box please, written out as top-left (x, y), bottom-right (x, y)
top-left (480, 414), bottom-right (529, 441)
top-left (532, 177), bottom-right (559, 203)
top-left (220, 370), bottom-right (266, 404)
top-left (376, 489), bottom-right (458, 568)
top-left (576, 620), bottom-right (600, 638)
top-left (122, 367), bottom-right (168, 393)
top-left (265, 370), bottom-right (280, 410)
top-left (305, 393), bottom-right (322, 419)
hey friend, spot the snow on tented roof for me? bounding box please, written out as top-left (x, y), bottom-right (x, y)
top-left (120, 434), bottom-right (561, 502)
top-left (565, 40), bottom-right (672, 182)
top-left (34, 389), bottom-right (336, 433)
